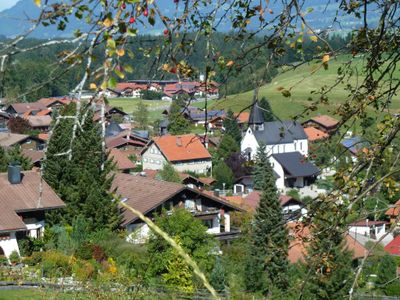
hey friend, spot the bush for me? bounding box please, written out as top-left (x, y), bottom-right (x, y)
top-left (23, 252), bottom-right (44, 266)
top-left (0, 256), bottom-right (8, 266)
top-left (41, 250), bottom-right (72, 277)
top-left (75, 243), bottom-right (93, 260)
top-left (386, 282), bottom-right (400, 296)
top-left (73, 260), bottom-right (96, 281)
top-left (9, 251), bottom-right (20, 264)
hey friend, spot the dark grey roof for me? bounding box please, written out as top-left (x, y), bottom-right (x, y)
top-left (254, 120), bottom-right (307, 145)
top-left (272, 152), bottom-right (320, 178)
top-left (248, 101), bottom-right (265, 125)
top-left (105, 121), bottom-right (124, 137)
top-left (132, 130), bottom-right (149, 139)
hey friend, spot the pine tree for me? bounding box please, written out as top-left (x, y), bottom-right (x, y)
top-left (44, 104), bottom-right (120, 231)
top-left (7, 146), bottom-right (32, 170)
top-left (213, 161), bottom-right (235, 189)
top-left (216, 134), bottom-right (239, 160)
top-left (259, 97), bottom-right (275, 122)
top-left (159, 163), bottom-right (181, 183)
top-left (252, 144), bottom-right (269, 190)
top-left (223, 109), bottom-right (241, 145)
top-left (132, 100), bottom-right (149, 129)
top-left (305, 200), bottom-right (353, 300)
top-left (0, 147), bottom-right (8, 172)
top-left (168, 102), bottom-right (190, 135)
top-left (244, 153), bottom-right (289, 294)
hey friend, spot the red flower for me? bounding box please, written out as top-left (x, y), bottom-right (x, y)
top-left (121, 3), bottom-right (126, 9)
top-left (143, 8), bottom-right (148, 17)
top-left (129, 17), bottom-right (135, 24)
top-left (163, 29), bottom-right (169, 36)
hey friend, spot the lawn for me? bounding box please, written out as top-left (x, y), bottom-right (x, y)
top-left (209, 55), bottom-right (400, 120)
top-left (108, 98), bottom-right (169, 115)
top-left (0, 288), bottom-right (79, 300)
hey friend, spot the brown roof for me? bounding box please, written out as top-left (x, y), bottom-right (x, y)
top-left (150, 134), bottom-right (211, 162)
top-left (234, 112), bottom-right (250, 124)
top-left (0, 171), bottom-right (65, 231)
top-left (310, 115), bottom-right (339, 128)
top-left (22, 149), bottom-right (45, 163)
top-left (27, 115), bottom-right (52, 128)
top-left (240, 192), bottom-right (300, 212)
top-left (37, 98), bottom-right (71, 107)
top-left (0, 133), bottom-right (29, 147)
top-left (385, 200), bottom-right (400, 217)
top-left (304, 127), bottom-right (329, 142)
top-left (37, 133), bottom-right (49, 141)
top-left (349, 219), bottom-right (388, 227)
top-left (9, 103), bottom-right (47, 114)
top-left (112, 173), bottom-right (241, 226)
top-left (109, 149), bottom-right (136, 171)
top-left (287, 222), bottom-right (368, 263)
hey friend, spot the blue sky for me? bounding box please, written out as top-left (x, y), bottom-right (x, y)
top-left (0, 0), bottom-right (18, 12)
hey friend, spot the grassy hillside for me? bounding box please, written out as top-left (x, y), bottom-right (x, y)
top-left (208, 55), bottom-right (399, 120)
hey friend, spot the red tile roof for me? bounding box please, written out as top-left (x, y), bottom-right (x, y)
top-left (109, 149), bottom-right (136, 171)
top-left (38, 133), bottom-right (49, 141)
top-left (349, 219), bottom-right (388, 227)
top-left (310, 115), bottom-right (339, 128)
top-left (234, 112), bottom-right (250, 124)
top-left (243, 191), bottom-right (298, 211)
top-left (151, 134), bottom-right (211, 162)
top-left (385, 200), bottom-right (400, 217)
top-left (385, 236), bottom-right (400, 256)
top-left (304, 127), bottom-right (329, 142)
top-left (37, 97), bottom-right (71, 107)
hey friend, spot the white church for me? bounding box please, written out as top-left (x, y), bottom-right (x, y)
top-left (241, 100), bottom-right (320, 190)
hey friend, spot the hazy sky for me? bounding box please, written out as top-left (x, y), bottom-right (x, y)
top-left (0, 0), bottom-right (18, 12)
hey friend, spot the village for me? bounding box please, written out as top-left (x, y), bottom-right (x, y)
top-left (1, 76), bottom-right (399, 298)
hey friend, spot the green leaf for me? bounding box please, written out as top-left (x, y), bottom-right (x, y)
top-left (108, 77), bottom-right (117, 88)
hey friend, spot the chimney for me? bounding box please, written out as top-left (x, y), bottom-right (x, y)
top-left (214, 189), bottom-right (220, 197)
top-left (8, 162), bottom-right (21, 184)
top-left (176, 137), bottom-right (182, 147)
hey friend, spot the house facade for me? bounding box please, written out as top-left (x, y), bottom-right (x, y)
top-left (0, 167), bottom-right (65, 258)
top-left (112, 174), bottom-right (242, 243)
top-left (348, 219), bottom-right (388, 240)
top-left (141, 134), bottom-right (212, 174)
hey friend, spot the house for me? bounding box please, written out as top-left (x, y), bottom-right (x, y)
top-left (141, 134), bottom-right (212, 174)
top-left (0, 167), bottom-right (65, 258)
top-left (0, 133), bottom-right (45, 150)
top-left (112, 173), bottom-right (243, 243)
top-left (302, 115), bottom-right (339, 134)
top-left (5, 102), bottom-right (47, 116)
top-left (109, 148), bottom-right (136, 173)
top-left (270, 152), bottom-right (320, 189)
top-left (385, 200), bottom-right (400, 224)
top-left (26, 115), bottom-right (52, 131)
top-left (384, 236), bottom-right (400, 256)
top-left (22, 149), bottom-right (45, 168)
top-left (348, 219), bottom-right (388, 240)
top-left (244, 191), bottom-right (307, 221)
top-left (105, 122), bottom-right (149, 151)
top-left (0, 112), bottom-right (10, 129)
top-left (37, 97), bottom-right (72, 109)
top-left (303, 127), bottom-right (329, 142)
top-left (341, 136), bottom-right (369, 157)
top-left (288, 222), bottom-right (368, 264)
top-left (93, 106), bottom-right (129, 122)
top-left (241, 101), bottom-right (309, 159)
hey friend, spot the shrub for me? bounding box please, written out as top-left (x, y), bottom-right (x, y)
top-left (0, 256), bottom-right (9, 266)
top-left (91, 244), bottom-right (106, 262)
top-left (41, 250), bottom-right (72, 277)
top-left (73, 260), bottom-right (96, 281)
top-left (386, 282), bottom-right (400, 296)
top-left (9, 251), bottom-right (20, 264)
top-left (75, 242), bottom-right (93, 260)
top-left (23, 252), bottom-right (44, 266)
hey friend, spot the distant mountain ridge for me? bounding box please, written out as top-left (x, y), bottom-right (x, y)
top-left (0, 0), bottom-right (378, 38)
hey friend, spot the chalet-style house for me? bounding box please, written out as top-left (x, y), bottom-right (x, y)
top-left (0, 112), bottom-right (10, 129)
top-left (302, 115), bottom-right (339, 134)
top-left (5, 102), bottom-right (47, 116)
top-left (141, 134), bottom-right (212, 174)
top-left (0, 133), bottom-right (45, 151)
top-left (37, 97), bottom-right (72, 109)
top-left (303, 127), bottom-right (329, 142)
top-left (385, 199), bottom-right (400, 224)
top-left (112, 174), bottom-right (242, 243)
top-left (0, 167), bottom-right (65, 258)
top-left (288, 222), bottom-right (367, 264)
top-left (26, 115), bottom-right (52, 132)
top-left (105, 122), bottom-right (149, 151)
top-left (348, 219), bottom-right (388, 240)
top-left (93, 105), bottom-right (129, 122)
top-left (241, 100), bottom-right (319, 189)
top-left (109, 148), bottom-right (136, 173)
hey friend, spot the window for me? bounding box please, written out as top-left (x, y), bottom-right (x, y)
top-left (144, 158), bottom-right (148, 162)
top-left (185, 199), bottom-right (195, 210)
top-left (300, 142), bottom-right (303, 150)
top-left (202, 219), bottom-right (213, 229)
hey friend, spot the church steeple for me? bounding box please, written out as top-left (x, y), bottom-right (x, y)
top-left (248, 95), bottom-right (265, 131)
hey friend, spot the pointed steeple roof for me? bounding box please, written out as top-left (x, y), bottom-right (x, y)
top-left (248, 99), bottom-right (265, 125)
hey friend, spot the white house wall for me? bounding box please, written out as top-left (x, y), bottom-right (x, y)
top-left (172, 160), bottom-right (212, 174)
top-left (269, 155), bottom-right (285, 190)
top-left (241, 128), bottom-right (259, 160)
top-left (142, 143), bottom-right (167, 170)
top-left (0, 232), bottom-right (20, 258)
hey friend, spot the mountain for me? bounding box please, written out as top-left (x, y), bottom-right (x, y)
top-left (0, 0), bottom-right (377, 38)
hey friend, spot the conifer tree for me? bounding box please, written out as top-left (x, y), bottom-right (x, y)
top-left (244, 149), bottom-right (289, 294)
top-left (7, 146), bottom-right (32, 170)
top-left (216, 134), bottom-right (239, 160)
top-left (44, 104), bottom-right (120, 231)
top-left (259, 97), bottom-right (275, 122)
top-left (0, 147), bottom-right (8, 172)
top-left (223, 109), bottom-right (241, 145)
top-left (252, 144), bottom-right (268, 190)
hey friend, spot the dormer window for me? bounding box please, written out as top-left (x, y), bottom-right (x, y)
top-left (255, 123), bottom-right (264, 131)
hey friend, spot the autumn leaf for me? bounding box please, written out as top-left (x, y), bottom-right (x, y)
top-left (103, 18), bottom-right (113, 28)
top-left (322, 54), bottom-right (330, 63)
top-left (89, 83), bottom-right (97, 90)
top-left (34, 0), bottom-right (41, 7)
top-left (310, 36), bottom-right (318, 42)
top-left (116, 48), bottom-right (125, 57)
top-left (226, 60), bottom-right (234, 67)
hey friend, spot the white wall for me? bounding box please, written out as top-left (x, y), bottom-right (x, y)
top-left (241, 127), bottom-right (259, 160)
top-left (25, 220), bottom-right (45, 239)
top-left (173, 159), bottom-right (212, 174)
top-left (0, 232), bottom-right (20, 258)
top-left (142, 143), bottom-right (167, 170)
top-left (269, 155), bottom-right (285, 190)
top-left (348, 224), bottom-right (386, 239)
top-left (126, 223), bottom-right (151, 244)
